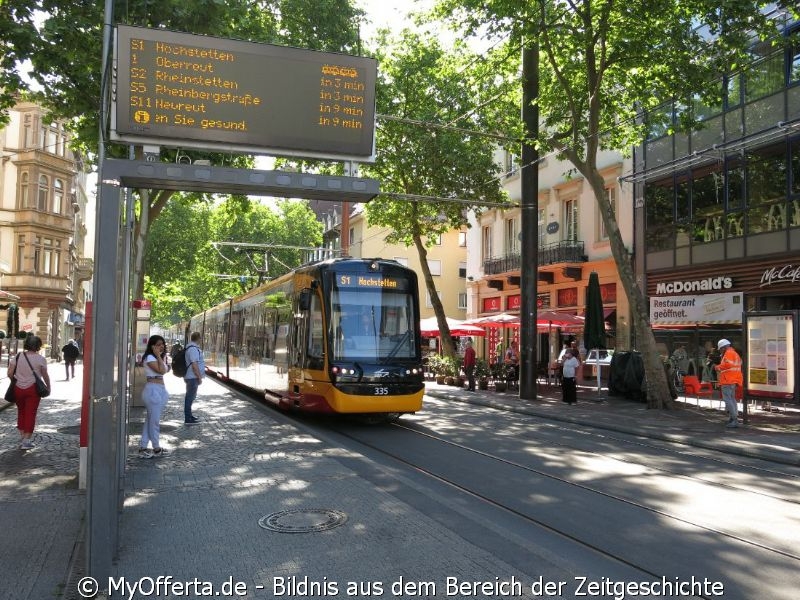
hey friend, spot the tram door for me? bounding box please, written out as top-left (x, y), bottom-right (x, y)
top-left (289, 290), bottom-right (311, 390)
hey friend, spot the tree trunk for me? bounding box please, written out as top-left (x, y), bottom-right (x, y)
top-left (412, 233), bottom-right (456, 358)
top-left (583, 169), bottom-right (673, 409)
top-left (131, 187), bottom-right (176, 300)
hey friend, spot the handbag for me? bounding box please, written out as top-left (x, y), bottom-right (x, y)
top-left (4, 377), bottom-right (16, 403)
top-left (22, 352), bottom-right (50, 398)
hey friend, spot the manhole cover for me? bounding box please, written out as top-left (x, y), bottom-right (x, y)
top-left (258, 509), bottom-right (347, 533)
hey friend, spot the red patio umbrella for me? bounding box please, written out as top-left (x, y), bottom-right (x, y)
top-left (420, 316), bottom-right (486, 337)
top-left (463, 313), bottom-right (520, 328)
top-left (535, 310), bottom-right (585, 328)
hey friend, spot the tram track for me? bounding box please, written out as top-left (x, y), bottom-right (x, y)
top-left (229, 379), bottom-right (800, 599)
top-left (420, 402), bottom-right (800, 505)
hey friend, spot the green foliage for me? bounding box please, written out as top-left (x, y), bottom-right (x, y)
top-left (364, 29), bottom-right (510, 243)
top-left (144, 195), bottom-right (322, 325)
top-left (474, 358), bottom-right (490, 379)
top-left (441, 355), bottom-right (462, 377)
top-left (361, 29), bottom-right (512, 359)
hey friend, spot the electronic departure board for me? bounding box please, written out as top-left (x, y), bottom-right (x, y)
top-left (112, 25), bottom-right (377, 160)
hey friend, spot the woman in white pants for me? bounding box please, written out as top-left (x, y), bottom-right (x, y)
top-left (139, 335), bottom-right (170, 458)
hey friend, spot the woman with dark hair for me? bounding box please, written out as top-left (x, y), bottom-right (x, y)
top-left (8, 335), bottom-right (51, 450)
top-left (138, 335), bottom-right (170, 458)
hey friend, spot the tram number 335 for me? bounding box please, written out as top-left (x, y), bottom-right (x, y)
top-left (374, 387), bottom-right (390, 395)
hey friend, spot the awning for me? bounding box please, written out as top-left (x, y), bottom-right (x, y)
top-left (0, 290), bottom-right (20, 301)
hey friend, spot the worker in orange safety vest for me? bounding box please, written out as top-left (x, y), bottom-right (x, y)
top-left (715, 338), bottom-right (743, 428)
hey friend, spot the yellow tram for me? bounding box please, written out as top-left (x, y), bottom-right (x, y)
top-left (189, 258), bottom-right (425, 417)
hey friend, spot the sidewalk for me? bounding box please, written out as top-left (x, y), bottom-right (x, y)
top-left (424, 379), bottom-right (800, 466)
top-left (1, 366), bottom-right (799, 600)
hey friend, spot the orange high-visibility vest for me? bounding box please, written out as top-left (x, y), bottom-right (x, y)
top-left (717, 347), bottom-right (743, 386)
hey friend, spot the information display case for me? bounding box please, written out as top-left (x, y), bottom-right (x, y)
top-left (744, 311), bottom-right (797, 403)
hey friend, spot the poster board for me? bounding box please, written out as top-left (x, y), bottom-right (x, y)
top-left (744, 311), bottom-right (797, 401)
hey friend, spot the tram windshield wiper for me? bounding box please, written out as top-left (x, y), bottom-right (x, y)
top-left (381, 329), bottom-right (411, 363)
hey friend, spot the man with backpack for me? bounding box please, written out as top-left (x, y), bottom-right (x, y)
top-left (180, 332), bottom-right (205, 424)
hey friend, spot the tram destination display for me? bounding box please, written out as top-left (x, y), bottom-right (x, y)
top-left (112, 25), bottom-right (377, 160)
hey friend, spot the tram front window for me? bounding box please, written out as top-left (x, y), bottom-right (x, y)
top-left (331, 290), bottom-right (416, 360)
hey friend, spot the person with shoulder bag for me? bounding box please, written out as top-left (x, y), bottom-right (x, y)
top-left (7, 335), bottom-right (51, 450)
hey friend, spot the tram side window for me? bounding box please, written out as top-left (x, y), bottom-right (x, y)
top-left (306, 293), bottom-right (325, 370)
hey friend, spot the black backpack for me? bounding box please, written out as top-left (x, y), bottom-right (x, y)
top-left (171, 348), bottom-right (188, 377)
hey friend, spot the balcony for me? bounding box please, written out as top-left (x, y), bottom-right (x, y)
top-left (483, 240), bottom-right (586, 275)
top-left (75, 257), bottom-right (94, 282)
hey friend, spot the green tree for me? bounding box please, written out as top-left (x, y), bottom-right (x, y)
top-left (436, 0), bottom-right (796, 407)
top-left (363, 30), bottom-right (512, 359)
top-left (144, 196), bottom-right (322, 325)
top-left (2, 0), bottom-right (363, 300)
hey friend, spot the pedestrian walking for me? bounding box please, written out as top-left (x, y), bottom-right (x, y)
top-left (8, 335), bottom-right (51, 450)
top-left (138, 335), bottom-right (170, 458)
top-left (183, 331), bottom-right (205, 424)
top-left (463, 338), bottom-right (476, 392)
top-left (715, 338), bottom-right (743, 428)
top-left (61, 339), bottom-right (80, 380)
top-left (561, 349), bottom-right (580, 405)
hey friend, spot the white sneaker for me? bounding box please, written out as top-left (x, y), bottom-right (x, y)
top-left (726, 421), bottom-right (739, 428)
top-left (138, 448), bottom-right (153, 459)
top-left (20, 440), bottom-right (34, 449)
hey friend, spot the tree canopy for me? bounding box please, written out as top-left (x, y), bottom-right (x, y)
top-left (433, 0), bottom-right (797, 406)
top-left (144, 196), bottom-right (322, 325)
top-left (362, 28), bottom-right (513, 357)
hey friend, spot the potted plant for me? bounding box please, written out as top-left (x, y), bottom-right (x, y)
top-left (492, 361), bottom-right (508, 392)
top-left (475, 359), bottom-right (490, 390)
top-left (442, 355), bottom-right (461, 386)
top-left (427, 355), bottom-right (446, 385)
top-left (425, 354), bottom-right (442, 382)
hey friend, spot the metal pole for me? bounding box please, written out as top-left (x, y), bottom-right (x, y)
top-left (86, 0), bottom-right (118, 581)
top-left (519, 43), bottom-right (539, 400)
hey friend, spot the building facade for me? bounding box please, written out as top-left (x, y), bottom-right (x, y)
top-left (467, 149), bottom-right (634, 366)
top-left (318, 202), bottom-right (468, 338)
top-left (0, 100), bottom-right (93, 357)
top-left (634, 13), bottom-right (799, 382)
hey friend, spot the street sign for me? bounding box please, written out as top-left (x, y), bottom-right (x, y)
top-left (112, 25), bottom-right (377, 161)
